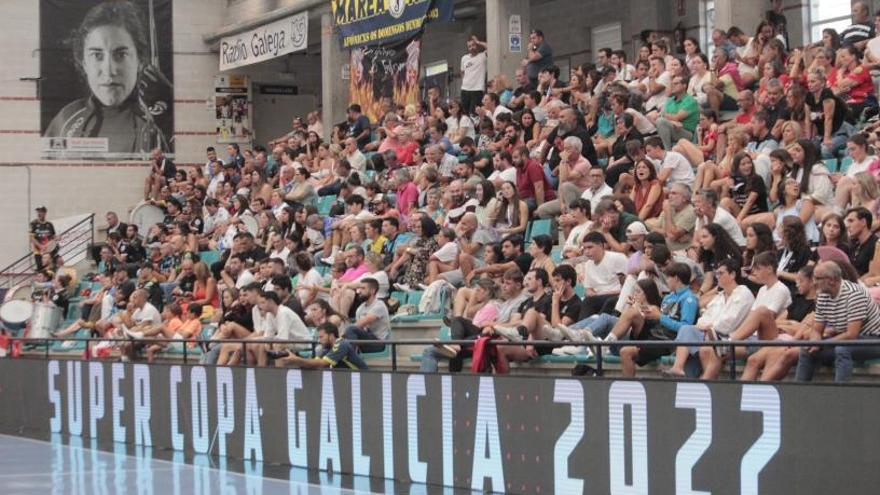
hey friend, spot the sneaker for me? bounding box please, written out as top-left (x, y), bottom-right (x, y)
top-left (394, 283), bottom-right (412, 291)
top-left (552, 346), bottom-right (576, 356)
top-left (123, 327), bottom-right (144, 339)
top-left (265, 349), bottom-right (290, 359)
top-left (660, 367), bottom-right (686, 378)
top-left (320, 256), bottom-right (335, 265)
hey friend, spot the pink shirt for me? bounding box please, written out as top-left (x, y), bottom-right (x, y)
top-left (567, 155), bottom-right (593, 189)
top-left (340, 262), bottom-right (369, 283)
top-left (396, 182), bottom-right (420, 217)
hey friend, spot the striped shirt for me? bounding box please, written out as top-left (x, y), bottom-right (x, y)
top-left (815, 281), bottom-right (880, 337)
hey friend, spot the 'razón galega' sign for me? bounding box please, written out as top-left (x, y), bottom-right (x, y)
top-left (219, 11), bottom-right (308, 71)
top-left (0, 360), bottom-right (878, 494)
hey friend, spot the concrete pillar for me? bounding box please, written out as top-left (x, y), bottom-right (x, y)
top-left (713, 0), bottom-right (766, 33)
top-left (321, 13), bottom-right (348, 130)
top-left (485, 0), bottom-right (530, 80)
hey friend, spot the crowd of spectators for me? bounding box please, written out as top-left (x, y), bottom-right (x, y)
top-left (56, 1), bottom-right (880, 381)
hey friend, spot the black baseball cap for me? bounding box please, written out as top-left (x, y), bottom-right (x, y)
top-left (35, 206), bottom-right (47, 212)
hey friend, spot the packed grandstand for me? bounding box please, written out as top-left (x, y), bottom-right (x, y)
top-left (18, 2), bottom-right (880, 385)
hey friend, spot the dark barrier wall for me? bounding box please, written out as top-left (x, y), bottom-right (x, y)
top-left (1, 359), bottom-right (878, 494)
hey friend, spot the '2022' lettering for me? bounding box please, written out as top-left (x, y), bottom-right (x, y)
top-left (553, 380), bottom-right (781, 494)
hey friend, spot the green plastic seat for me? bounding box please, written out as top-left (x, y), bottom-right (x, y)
top-left (822, 157), bottom-right (839, 173)
top-left (198, 250), bottom-right (222, 267)
top-left (526, 219), bottom-right (552, 245)
top-left (317, 195), bottom-right (338, 215)
top-left (838, 156), bottom-right (854, 175)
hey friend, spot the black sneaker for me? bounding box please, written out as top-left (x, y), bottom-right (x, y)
top-left (266, 349), bottom-right (290, 359)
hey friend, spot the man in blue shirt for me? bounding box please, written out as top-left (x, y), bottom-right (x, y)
top-left (276, 322), bottom-right (368, 370)
top-left (618, 262), bottom-right (698, 377)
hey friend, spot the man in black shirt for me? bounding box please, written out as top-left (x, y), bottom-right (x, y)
top-left (30, 206), bottom-right (57, 270)
top-left (144, 148), bottom-right (176, 201)
top-left (346, 104), bottom-right (372, 149)
top-left (271, 275), bottom-right (306, 321)
top-left (226, 143), bottom-right (245, 169)
top-left (845, 207), bottom-right (878, 277)
top-left (510, 265), bottom-right (583, 360)
top-left (466, 235), bottom-right (533, 284)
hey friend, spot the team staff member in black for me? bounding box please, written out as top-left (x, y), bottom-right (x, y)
top-left (30, 206), bottom-right (58, 271)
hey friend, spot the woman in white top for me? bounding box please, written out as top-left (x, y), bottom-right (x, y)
top-left (833, 134), bottom-right (879, 211)
top-left (686, 53), bottom-right (714, 107)
top-left (682, 37), bottom-right (702, 68)
top-left (490, 181), bottom-right (529, 237)
top-left (789, 139), bottom-right (834, 218)
top-left (445, 99), bottom-right (475, 144)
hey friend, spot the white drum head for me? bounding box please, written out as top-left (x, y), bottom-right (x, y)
top-left (130, 203), bottom-right (166, 236)
top-left (0, 300), bottom-right (33, 325)
top-left (240, 215), bottom-right (259, 236)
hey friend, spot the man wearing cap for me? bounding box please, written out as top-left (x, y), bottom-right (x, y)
top-left (30, 206), bottom-right (57, 271)
top-left (370, 194), bottom-right (399, 221)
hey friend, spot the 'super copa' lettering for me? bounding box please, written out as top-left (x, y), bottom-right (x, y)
top-left (44, 361), bottom-right (783, 493)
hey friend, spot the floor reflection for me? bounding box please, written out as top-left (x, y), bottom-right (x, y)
top-left (0, 434), bottom-right (471, 494)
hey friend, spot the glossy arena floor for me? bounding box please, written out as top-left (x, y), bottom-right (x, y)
top-left (0, 434), bottom-right (396, 495)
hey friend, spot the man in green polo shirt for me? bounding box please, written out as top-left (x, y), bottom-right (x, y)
top-left (656, 75), bottom-right (700, 149)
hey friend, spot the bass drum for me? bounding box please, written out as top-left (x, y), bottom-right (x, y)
top-left (130, 202), bottom-right (166, 236)
top-left (2, 283), bottom-right (33, 303)
top-left (0, 300), bottom-right (34, 332)
top-left (30, 303), bottom-right (62, 339)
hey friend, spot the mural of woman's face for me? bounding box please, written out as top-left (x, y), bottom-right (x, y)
top-left (82, 25), bottom-right (140, 107)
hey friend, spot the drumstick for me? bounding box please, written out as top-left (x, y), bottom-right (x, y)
top-left (148, 0), bottom-right (158, 67)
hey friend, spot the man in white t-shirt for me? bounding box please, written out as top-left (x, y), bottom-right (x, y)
top-left (692, 188), bottom-right (746, 247)
top-left (645, 136), bottom-right (695, 188)
top-left (116, 289), bottom-right (162, 360)
top-left (577, 231), bottom-right (628, 317)
top-left (487, 150), bottom-right (518, 187)
top-left (477, 92), bottom-right (511, 126)
top-left (344, 138), bottom-right (367, 175)
top-left (729, 252), bottom-right (792, 343)
top-left (460, 35), bottom-right (488, 115)
top-left (253, 290), bottom-right (311, 366)
top-left (645, 56), bottom-right (671, 114)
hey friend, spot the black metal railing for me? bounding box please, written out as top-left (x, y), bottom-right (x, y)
top-left (0, 214), bottom-right (95, 293)
top-left (6, 336), bottom-right (880, 379)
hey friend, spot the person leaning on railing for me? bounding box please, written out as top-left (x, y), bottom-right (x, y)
top-left (274, 322), bottom-right (368, 370)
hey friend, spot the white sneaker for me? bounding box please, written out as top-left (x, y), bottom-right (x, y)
top-left (552, 345), bottom-right (578, 356)
top-left (320, 256), bottom-right (335, 265)
top-left (394, 283), bottom-right (412, 291)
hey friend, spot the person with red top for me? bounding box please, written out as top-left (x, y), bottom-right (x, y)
top-left (829, 45), bottom-right (876, 118)
top-left (513, 145), bottom-right (554, 212)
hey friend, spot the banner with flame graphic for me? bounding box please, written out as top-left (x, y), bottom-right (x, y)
top-left (349, 37), bottom-right (421, 123)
